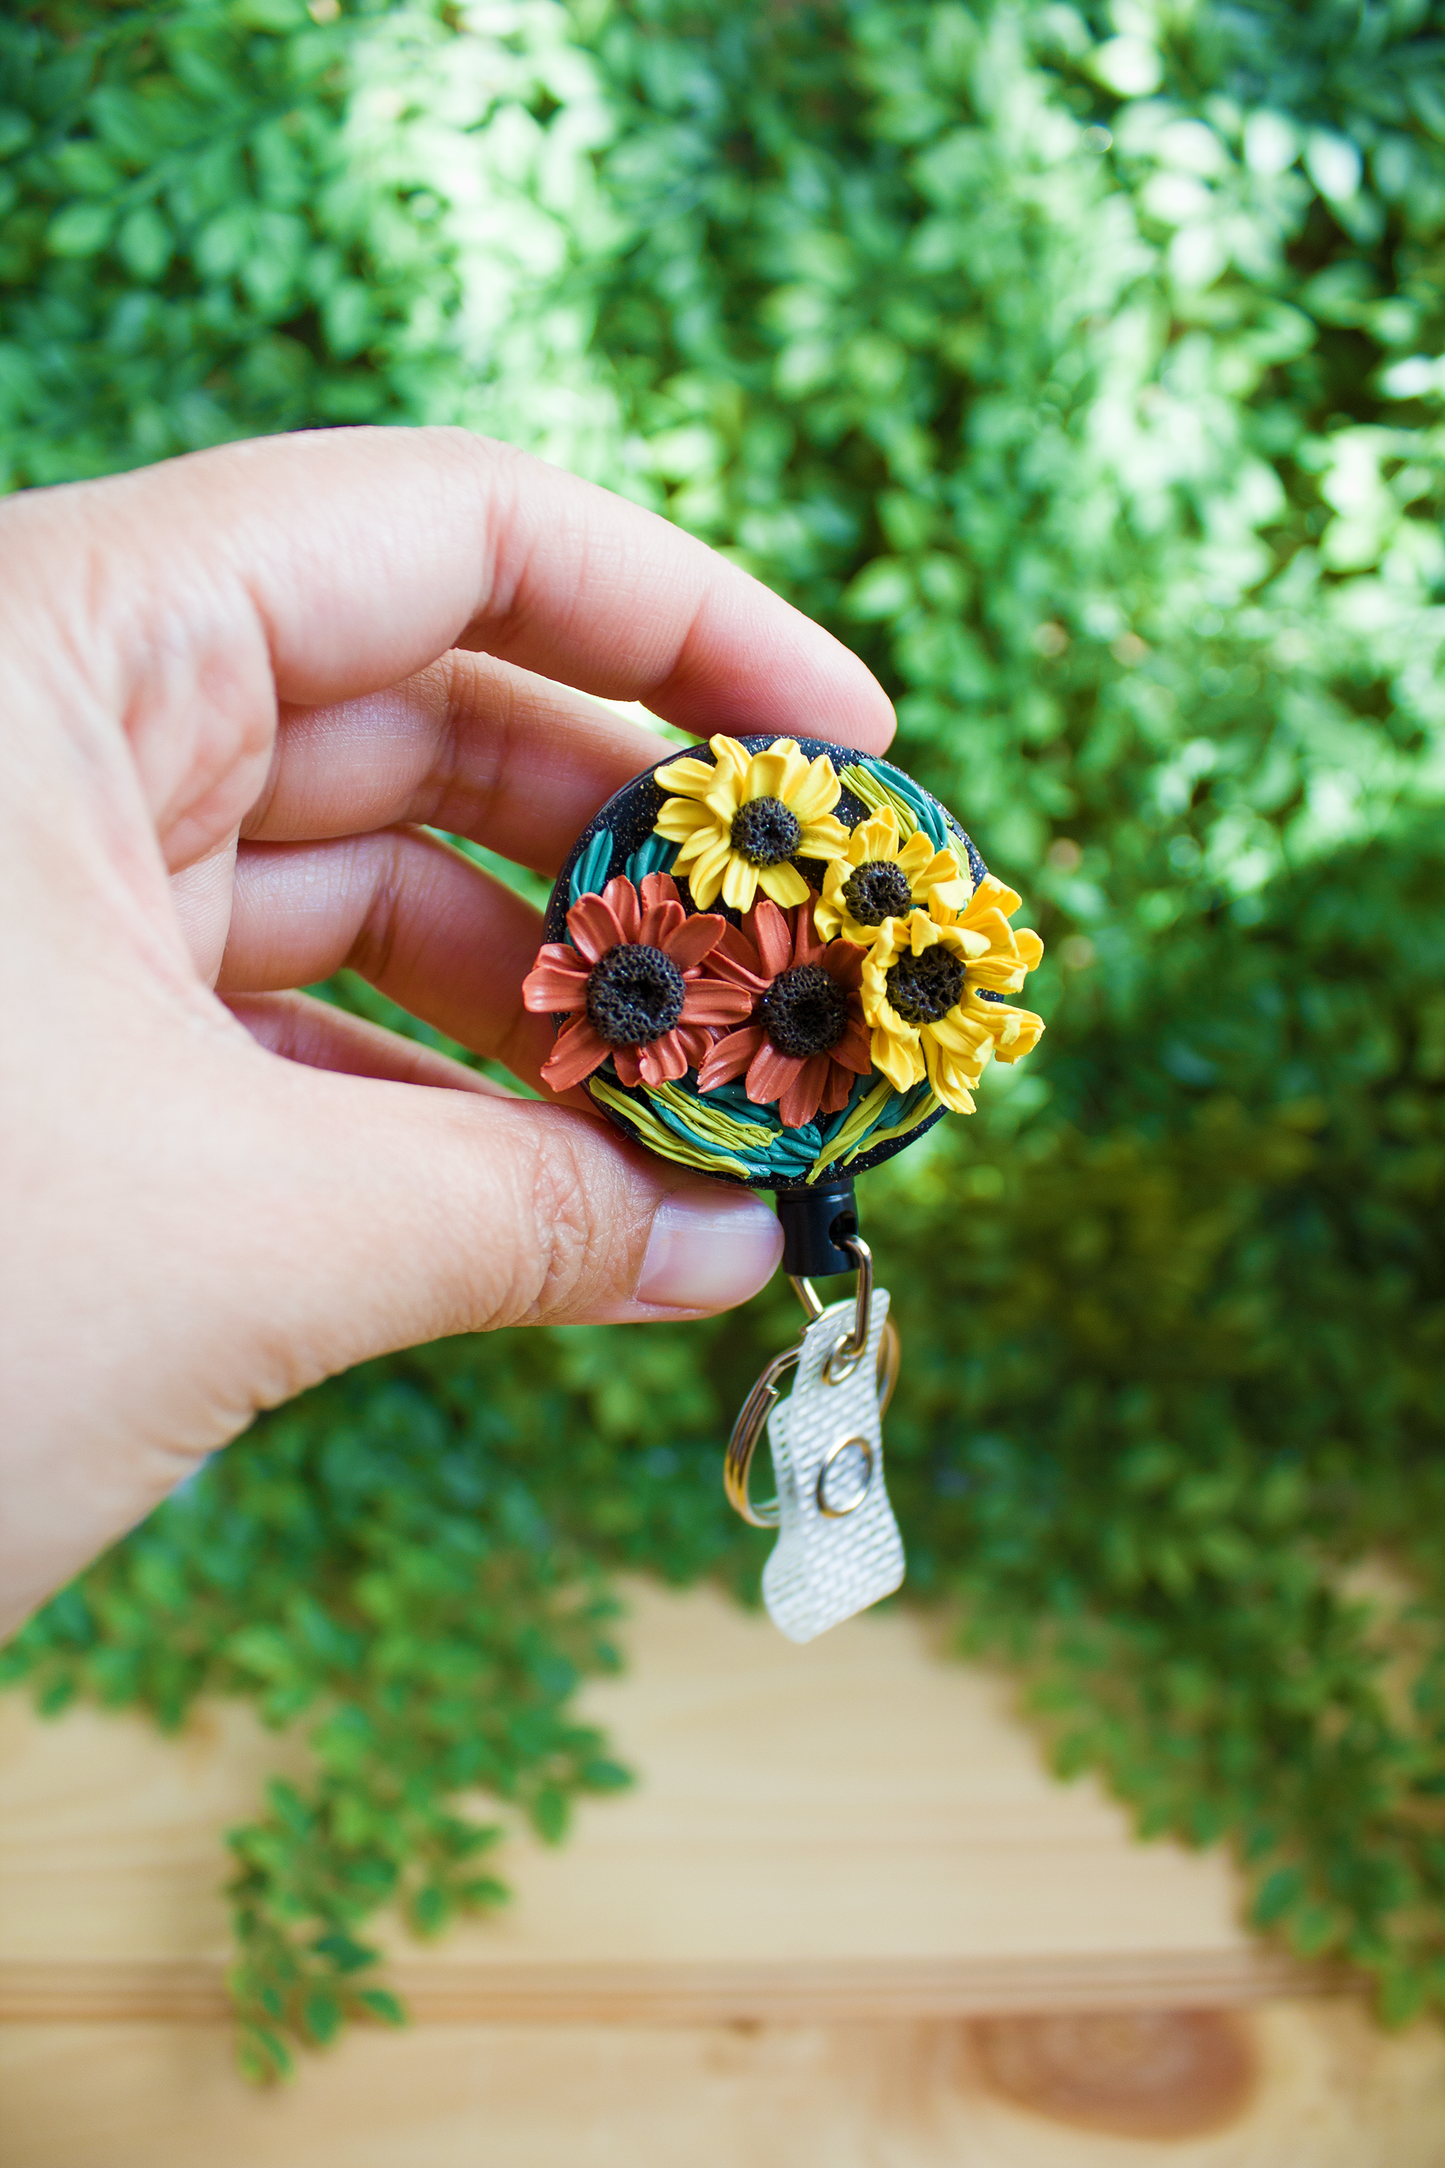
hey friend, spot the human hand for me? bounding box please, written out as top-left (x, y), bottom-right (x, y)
top-left (0, 427), bottom-right (893, 1633)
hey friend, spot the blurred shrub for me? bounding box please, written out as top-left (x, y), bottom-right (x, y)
top-left (6, 0), bottom-right (1445, 2066)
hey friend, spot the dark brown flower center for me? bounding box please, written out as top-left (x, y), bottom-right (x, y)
top-left (586, 943), bottom-right (686, 1047)
top-left (841, 858), bottom-right (912, 926)
top-left (761, 963), bottom-right (849, 1058)
top-left (885, 944), bottom-right (966, 1026)
top-left (731, 796), bottom-right (801, 866)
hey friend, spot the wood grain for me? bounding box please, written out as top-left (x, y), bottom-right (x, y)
top-left (3, 2002), bottom-right (1444, 2168)
top-left (1, 1579), bottom-right (1306, 2001)
top-left (0, 1947), bottom-right (1318, 2027)
top-left (4, 1579), bottom-right (1442, 2161)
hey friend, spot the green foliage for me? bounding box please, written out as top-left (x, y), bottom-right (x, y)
top-left (0, 0), bottom-right (621, 483)
top-left (6, 0), bottom-right (1445, 2070)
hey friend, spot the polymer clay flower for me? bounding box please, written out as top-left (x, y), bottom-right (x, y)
top-left (861, 887), bottom-right (1045, 1115)
top-left (814, 803), bottom-right (972, 947)
top-left (652, 735), bottom-right (851, 912)
top-left (523, 872), bottom-right (754, 1092)
top-left (697, 899), bottom-right (872, 1129)
top-left (935, 873), bottom-right (1045, 998)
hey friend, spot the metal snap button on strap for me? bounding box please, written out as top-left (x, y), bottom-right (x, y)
top-left (817, 1435), bottom-right (874, 1517)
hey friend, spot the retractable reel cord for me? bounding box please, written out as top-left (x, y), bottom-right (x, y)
top-left (525, 734), bottom-right (1045, 1642)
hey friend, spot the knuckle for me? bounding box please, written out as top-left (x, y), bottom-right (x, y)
top-left (511, 1128), bottom-right (616, 1324)
top-left (342, 833), bottom-right (408, 986)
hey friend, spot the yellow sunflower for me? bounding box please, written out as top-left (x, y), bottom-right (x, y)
top-left (860, 886), bottom-right (1045, 1115)
top-left (814, 804), bottom-right (972, 946)
top-left (652, 736), bottom-right (851, 911)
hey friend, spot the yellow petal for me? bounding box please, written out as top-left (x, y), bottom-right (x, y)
top-left (872, 1025), bottom-right (924, 1094)
top-left (814, 862), bottom-right (848, 940)
top-left (814, 893), bottom-right (842, 942)
top-left (653, 755), bottom-right (720, 798)
top-left (925, 1046), bottom-right (978, 1115)
top-left (787, 753), bottom-right (843, 823)
top-left (851, 809), bottom-right (900, 864)
top-left (709, 734), bottom-right (752, 776)
top-left (744, 743), bottom-right (806, 805)
top-left (863, 928), bottom-right (899, 980)
top-left (757, 860), bottom-right (810, 907)
top-left (962, 874), bottom-right (1022, 923)
top-left (966, 910), bottom-right (1022, 953)
top-left (720, 853), bottom-right (760, 912)
top-left (684, 838), bottom-right (733, 909)
top-left (896, 831), bottom-right (936, 881)
top-left (1015, 927), bottom-right (1044, 970)
top-left (928, 1011), bottom-right (991, 1055)
top-left (655, 796), bottom-right (719, 841)
top-left (968, 957), bottom-right (1029, 993)
top-left (796, 812), bottom-right (851, 861)
top-left (859, 971), bottom-right (899, 1029)
top-left (993, 1009), bottom-right (1045, 1062)
top-left (925, 874), bottom-right (973, 914)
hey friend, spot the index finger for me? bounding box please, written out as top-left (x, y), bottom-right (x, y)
top-left (23, 426), bottom-right (895, 749)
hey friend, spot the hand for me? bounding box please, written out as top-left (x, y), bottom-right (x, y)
top-left (0, 427), bottom-right (893, 1632)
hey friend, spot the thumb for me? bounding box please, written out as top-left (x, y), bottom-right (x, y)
top-left (1, 1013), bottom-right (782, 1632)
top-left (247, 1052), bottom-right (785, 1366)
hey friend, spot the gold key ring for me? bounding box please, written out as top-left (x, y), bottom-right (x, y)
top-left (723, 1238), bottom-right (900, 1529)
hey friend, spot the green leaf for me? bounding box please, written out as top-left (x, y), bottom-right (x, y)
top-left (1252, 1866), bottom-right (1305, 1928)
top-left (118, 207), bottom-right (174, 284)
top-left (530, 1786), bottom-right (570, 1845)
top-left (355, 1987), bottom-right (407, 2027)
top-left (0, 109), bottom-right (35, 162)
top-left (312, 1932), bottom-right (379, 1976)
top-left (840, 557), bottom-right (914, 621)
top-left (409, 1883), bottom-right (453, 1937)
top-left (230, 0), bottom-right (310, 28)
top-left (302, 1987), bottom-right (342, 2045)
top-left (46, 203), bottom-right (116, 259)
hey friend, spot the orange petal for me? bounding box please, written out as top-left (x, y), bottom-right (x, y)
top-left (823, 939), bottom-right (865, 991)
top-left (681, 979), bottom-right (756, 1024)
top-left (639, 1034), bottom-right (689, 1086)
top-left (833, 1015), bottom-right (874, 1074)
top-left (638, 896), bottom-right (685, 947)
top-left (521, 947), bottom-right (590, 1012)
top-left (640, 872), bottom-right (683, 912)
top-left (665, 912), bottom-right (726, 966)
top-left (542, 1017), bottom-right (609, 1090)
top-left (819, 1062), bottom-right (857, 1116)
top-left (778, 1055), bottom-right (829, 1128)
top-left (601, 875), bottom-right (642, 942)
top-left (750, 898), bottom-right (794, 978)
top-left (674, 1024), bottom-right (713, 1068)
top-left (697, 1025), bottom-right (767, 1091)
top-left (745, 1041), bottom-right (802, 1106)
top-left (566, 893), bottom-right (627, 964)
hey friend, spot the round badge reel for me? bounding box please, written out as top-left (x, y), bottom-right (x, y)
top-left (522, 732), bottom-right (1045, 1629)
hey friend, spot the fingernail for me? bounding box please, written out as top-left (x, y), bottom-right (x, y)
top-left (636, 1187), bottom-right (783, 1312)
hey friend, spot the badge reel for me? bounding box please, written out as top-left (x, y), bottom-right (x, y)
top-left (525, 735), bottom-right (1045, 1642)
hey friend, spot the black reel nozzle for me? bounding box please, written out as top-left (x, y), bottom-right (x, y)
top-left (773, 1182), bottom-right (859, 1279)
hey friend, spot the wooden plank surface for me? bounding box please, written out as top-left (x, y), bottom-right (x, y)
top-left (0, 1579), bottom-right (1317, 2018)
top-left (3, 2003), bottom-right (1444, 2167)
top-left (4, 1580), bottom-right (1443, 2161)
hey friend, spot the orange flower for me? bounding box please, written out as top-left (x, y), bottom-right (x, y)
top-left (523, 873), bottom-right (754, 1092)
top-left (698, 899), bottom-right (872, 1129)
